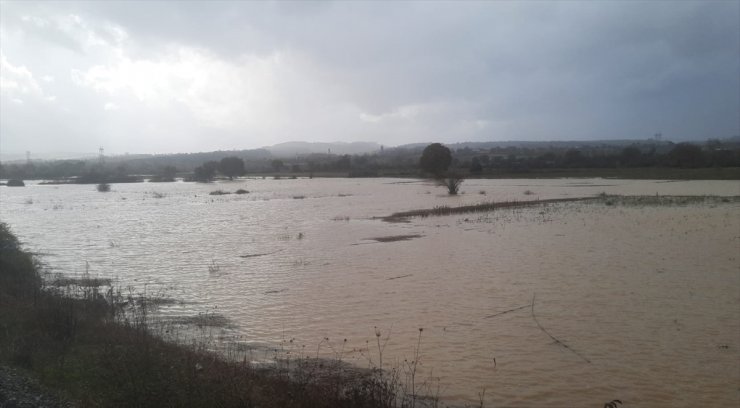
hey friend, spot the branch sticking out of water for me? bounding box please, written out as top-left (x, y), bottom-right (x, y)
top-left (484, 304), bottom-right (531, 319)
top-left (371, 234), bottom-right (423, 243)
top-left (239, 249), bottom-right (284, 258)
top-left (387, 274), bottom-right (413, 281)
top-left (531, 293), bottom-right (591, 364)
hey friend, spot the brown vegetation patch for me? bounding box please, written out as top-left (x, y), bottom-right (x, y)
top-left (378, 195), bottom-right (740, 223)
top-left (597, 194), bottom-right (740, 207)
top-left (368, 234), bottom-right (423, 243)
top-left (379, 197), bottom-right (592, 222)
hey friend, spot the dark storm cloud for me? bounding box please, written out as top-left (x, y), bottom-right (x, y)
top-left (1, 0), bottom-right (737, 155)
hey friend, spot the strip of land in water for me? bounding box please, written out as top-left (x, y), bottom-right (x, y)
top-left (378, 195), bottom-right (740, 223)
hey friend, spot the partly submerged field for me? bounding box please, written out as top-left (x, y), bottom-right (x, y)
top-left (1, 178), bottom-right (738, 407)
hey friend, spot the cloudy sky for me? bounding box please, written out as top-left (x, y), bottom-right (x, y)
top-left (1, 1), bottom-right (738, 156)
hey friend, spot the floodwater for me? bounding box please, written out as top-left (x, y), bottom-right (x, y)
top-left (1, 178), bottom-right (739, 407)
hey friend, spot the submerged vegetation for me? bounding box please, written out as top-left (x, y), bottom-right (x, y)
top-left (208, 188), bottom-right (250, 195)
top-left (594, 194), bottom-right (740, 207)
top-left (379, 194), bottom-right (740, 222)
top-left (380, 197), bottom-right (593, 222)
top-left (368, 234), bottom-right (424, 243)
top-left (437, 176), bottom-right (464, 195)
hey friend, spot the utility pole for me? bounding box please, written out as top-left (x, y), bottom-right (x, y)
top-left (98, 147), bottom-right (105, 165)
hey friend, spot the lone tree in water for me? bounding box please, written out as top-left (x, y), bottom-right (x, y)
top-left (218, 157), bottom-right (245, 180)
top-left (419, 143), bottom-right (452, 177)
top-left (420, 143), bottom-right (463, 195)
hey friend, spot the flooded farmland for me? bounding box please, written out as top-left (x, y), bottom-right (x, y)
top-left (1, 178), bottom-right (738, 407)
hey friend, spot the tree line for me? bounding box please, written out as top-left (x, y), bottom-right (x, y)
top-left (1, 139), bottom-right (738, 182)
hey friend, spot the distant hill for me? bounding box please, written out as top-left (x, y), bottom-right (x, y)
top-left (266, 141), bottom-right (381, 157)
top-left (5, 135), bottom-right (737, 164)
top-left (398, 136), bottom-right (739, 152)
top-left (396, 139), bottom-right (677, 152)
top-left (104, 149), bottom-right (272, 171)
top-left (0, 151), bottom-right (98, 163)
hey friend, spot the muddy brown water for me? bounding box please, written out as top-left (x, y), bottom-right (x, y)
top-left (1, 178), bottom-right (738, 406)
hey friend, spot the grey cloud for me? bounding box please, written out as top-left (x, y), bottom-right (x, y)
top-left (0, 0), bottom-right (737, 155)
